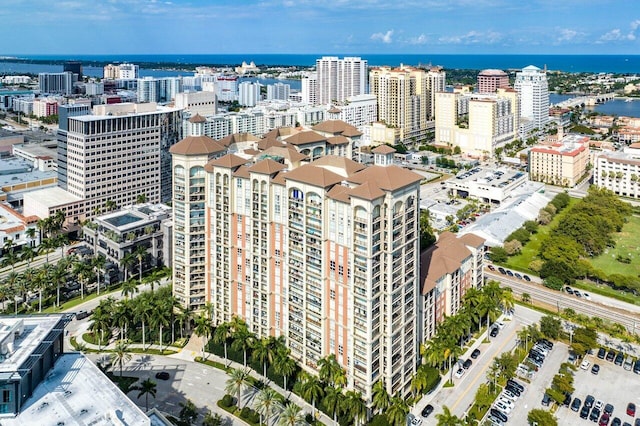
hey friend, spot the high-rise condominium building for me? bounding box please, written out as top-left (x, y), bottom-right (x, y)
top-left (170, 122), bottom-right (419, 402)
top-left (137, 77), bottom-right (183, 103)
top-left (238, 82), bottom-right (261, 107)
top-left (266, 83), bottom-right (291, 101)
top-left (174, 91), bottom-right (217, 116)
top-left (103, 63), bottom-right (140, 80)
top-left (39, 72), bottom-right (74, 95)
top-left (477, 69), bottom-right (510, 94)
top-left (369, 65), bottom-right (432, 142)
top-left (301, 73), bottom-right (318, 105)
top-left (24, 103), bottom-right (182, 224)
top-left (514, 65), bottom-right (549, 130)
top-left (316, 57), bottom-right (368, 105)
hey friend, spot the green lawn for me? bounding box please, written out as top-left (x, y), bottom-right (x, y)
top-left (589, 214), bottom-right (640, 277)
top-left (506, 197), bottom-right (579, 272)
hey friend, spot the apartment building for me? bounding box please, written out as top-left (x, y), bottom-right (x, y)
top-left (514, 65), bottom-right (549, 130)
top-left (593, 144), bottom-right (640, 198)
top-left (316, 56), bottom-right (368, 105)
top-left (38, 72), bottom-right (74, 95)
top-left (171, 131), bottom-right (422, 402)
top-left (23, 102), bottom-right (182, 225)
top-left (529, 133), bottom-right (590, 187)
top-left (104, 63), bottom-right (140, 80)
top-left (137, 77), bottom-right (183, 103)
top-left (435, 87), bottom-right (520, 157)
top-left (32, 98), bottom-right (58, 118)
top-left (326, 94), bottom-right (378, 132)
top-left (420, 232), bottom-right (485, 340)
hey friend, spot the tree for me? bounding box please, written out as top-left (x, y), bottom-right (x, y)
top-left (202, 411), bottom-right (223, 426)
top-left (253, 387), bottom-right (281, 426)
top-left (571, 327), bottom-right (597, 357)
top-left (20, 245), bottom-right (36, 268)
top-left (543, 276), bottom-right (564, 291)
top-left (213, 322), bottom-right (232, 363)
top-left (277, 403), bottom-right (305, 426)
top-left (521, 292), bottom-right (531, 304)
top-left (341, 390), bottom-right (366, 426)
top-left (150, 299), bottom-right (171, 349)
top-left (504, 239), bottom-right (522, 255)
top-left (121, 278), bottom-right (139, 299)
top-left (72, 260), bottom-right (92, 300)
top-left (537, 209), bottom-right (552, 225)
top-left (317, 354), bottom-right (344, 387)
top-left (435, 405), bottom-right (464, 426)
top-left (178, 399), bottom-right (198, 426)
top-left (120, 252), bottom-right (136, 282)
top-left (231, 325), bottom-right (255, 367)
top-left (273, 347), bottom-right (296, 390)
top-left (299, 372), bottom-right (324, 412)
top-left (489, 246), bottom-right (508, 263)
top-left (371, 380), bottom-right (390, 414)
top-left (322, 386), bottom-right (343, 423)
top-left (194, 313), bottom-right (212, 359)
top-left (111, 340), bottom-right (131, 377)
top-left (253, 337), bottom-right (276, 379)
top-left (92, 255), bottom-right (106, 295)
top-left (540, 316), bottom-right (562, 340)
top-left (527, 409), bottom-right (558, 426)
top-left (225, 368), bottom-right (250, 409)
top-left (493, 352), bottom-right (518, 381)
top-left (386, 396), bottom-right (409, 426)
top-left (132, 378), bottom-right (157, 411)
top-left (420, 209), bottom-right (436, 249)
top-left (133, 245), bottom-right (148, 281)
top-left (134, 298), bottom-right (153, 349)
top-left (523, 220), bottom-right (539, 234)
top-left (136, 194), bottom-right (147, 204)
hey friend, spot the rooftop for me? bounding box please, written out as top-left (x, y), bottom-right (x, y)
top-left (0, 315), bottom-right (63, 373)
top-left (3, 353), bottom-right (150, 426)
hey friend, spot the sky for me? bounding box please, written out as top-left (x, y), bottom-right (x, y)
top-left (1, 0), bottom-right (639, 55)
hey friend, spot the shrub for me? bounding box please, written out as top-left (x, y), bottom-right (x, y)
top-left (220, 394), bottom-right (235, 408)
top-left (489, 247), bottom-right (508, 263)
top-left (504, 240), bottom-right (523, 256)
top-left (305, 412), bottom-right (314, 423)
top-left (240, 407), bottom-right (260, 424)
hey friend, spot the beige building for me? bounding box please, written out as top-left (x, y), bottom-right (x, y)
top-left (593, 144), bottom-right (640, 199)
top-left (529, 133), bottom-right (590, 187)
top-left (171, 132), bottom-right (422, 403)
top-left (435, 87), bottom-right (520, 157)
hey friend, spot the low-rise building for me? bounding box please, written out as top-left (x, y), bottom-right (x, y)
top-left (445, 166), bottom-right (529, 204)
top-left (593, 144), bottom-right (640, 199)
top-left (529, 133), bottom-right (590, 187)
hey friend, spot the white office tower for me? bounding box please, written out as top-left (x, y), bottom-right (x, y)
top-left (267, 83), bottom-right (291, 101)
top-left (514, 65), bottom-right (549, 130)
top-left (316, 56), bottom-right (368, 105)
top-left (39, 72), bottom-right (74, 95)
top-left (215, 76), bottom-right (239, 102)
top-left (175, 91), bottom-right (217, 116)
top-left (301, 73), bottom-right (318, 105)
top-left (239, 82), bottom-right (261, 107)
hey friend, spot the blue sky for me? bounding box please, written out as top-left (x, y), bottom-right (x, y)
top-left (1, 0), bottom-right (639, 55)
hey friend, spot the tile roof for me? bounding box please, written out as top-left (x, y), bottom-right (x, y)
top-left (284, 131), bottom-right (327, 146)
top-left (247, 159), bottom-right (287, 175)
top-left (204, 153), bottom-right (249, 172)
top-left (263, 127), bottom-right (298, 140)
top-left (327, 135), bottom-right (349, 145)
top-left (232, 165), bottom-right (251, 179)
top-left (420, 231), bottom-right (476, 294)
top-left (284, 164), bottom-right (344, 188)
top-left (312, 120), bottom-right (362, 137)
top-left (188, 113), bottom-right (206, 123)
top-left (347, 165), bottom-right (422, 192)
top-left (311, 156), bottom-right (365, 177)
top-left (348, 181), bottom-right (386, 201)
top-left (169, 135), bottom-right (225, 156)
top-left (218, 132), bottom-right (260, 147)
top-left (326, 185), bottom-right (352, 203)
top-left (257, 137), bottom-right (287, 150)
top-left (261, 146), bottom-right (308, 163)
top-left (372, 144), bottom-right (396, 154)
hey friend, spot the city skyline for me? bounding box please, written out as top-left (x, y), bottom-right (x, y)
top-left (0, 0), bottom-right (639, 55)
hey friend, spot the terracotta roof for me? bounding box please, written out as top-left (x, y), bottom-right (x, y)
top-left (244, 148), bottom-right (260, 156)
top-left (326, 185), bottom-right (351, 203)
top-left (348, 181), bottom-right (385, 201)
top-left (188, 113), bottom-right (206, 123)
top-left (263, 127), bottom-right (298, 140)
top-left (232, 165), bottom-right (251, 179)
top-left (284, 164), bottom-right (344, 188)
top-left (311, 156), bottom-right (365, 177)
top-left (312, 120), bottom-right (362, 137)
top-left (372, 144), bottom-right (396, 154)
top-left (284, 131), bottom-right (327, 146)
top-left (327, 106), bottom-right (341, 114)
top-left (218, 132), bottom-right (260, 147)
top-left (169, 135), bottom-right (225, 156)
top-left (327, 135), bottom-right (349, 145)
top-left (629, 142), bottom-right (640, 149)
top-left (347, 165), bottom-right (422, 192)
top-left (247, 159), bottom-right (287, 175)
top-left (458, 232), bottom-right (486, 248)
top-left (420, 232), bottom-right (473, 294)
top-left (261, 146), bottom-right (308, 163)
top-left (204, 153), bottom-right (249, 172)
top-left (257, 137), bottom-right (287, 150)
top-left (271, 171), bottom-right (287, 185)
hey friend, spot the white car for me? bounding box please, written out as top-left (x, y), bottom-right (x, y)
top-left (501, 389), bottom-right (519, 401)
top-left (410, 417), bottom-right (423, 426)
top-left (580, 360), bottom-right (591, 370)
top-left (495, 321), bottom-right (505, 329)
top-left (497, 397), bottom-right (514, 409)
top-left (493, 401), bottom-right (512, 414)
top-left (454, 368), bottom-right (465, 379)
top-left (594, 400), bottom-right (604, 410)
top-left (583, 293), bottom-right (591, 300)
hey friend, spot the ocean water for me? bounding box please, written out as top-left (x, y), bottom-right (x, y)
top-left (2, 54), bottom-right (640, 74)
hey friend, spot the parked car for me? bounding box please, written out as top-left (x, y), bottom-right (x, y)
top-left (611, 418), bottom-right (621, 426)
top-left (600, 413), bottom-right (610, 426)
top-left (514, 273), bottom-right (522, 280)
top-left (501, 389), bottom-right (518, 402)
top-left (595, 400), bottom-right (604, 410)
top-left (410, 417), bottom-right (422, 426)
top-left (565, 286), bottom-right (574, 294)
top-left (572, 398), bottom-right (583, 412)
top-left (498, 267), bottom-right (506, 275)
top-left (155, 371), bottom-right (170, 380)
top-left (585, 395), bottom-right (595, 409)
top-left (506, 270), bottom-right (514, 277)
top-left (627, 403), bottom-right (636, 417)
top-left (490, 408), bottom-right (508, 423)
top-left (490, 327), bottom-right (499, 337)
top-left (581, 360), bottom-right (591, 370)
top-left (590, 407), bottom-right (601, 422)
top-left (604, 403), bottom-right (614, 415)
top-left (563, 393), bottom-right (572, 407)
top-left (606, 350), bottom-right (616, 362)
top-left (537, 339), bottom-right (554, 350)
top-left (523, 275), bottom-right (531, 281)
top-left (454, 368), bottom-right (465, 379)
top-left (507, 379), bottom-right (525, 393)
top-left (634, 359), bottom-right (640, 374)
top-left (493, 401), bottom-right (512, 414)
top-left (597, 348), bottom-right (606, 359)
top-left (471, 348), bottom-right (481, 359)
top-left (614, 352), bottom-right (624, 366)
top-left (463, 359), bottom-right (473, 369)
top-left (541, 393), bottom-right (551, 406)
top-left (592, 364), bottom-right (600, 375)
top-left (421, 404), bottom-right (434, 418)
top-left (624, 357), bottom-right (633, 371)
top-left (580, 405), bottom-right (590, 419)
top-left (488, 265), bottom-right (495, 271)
top-left (584, 292), bottom-right (591, 300)
top-left (505, 384), bottom-right (521, 397)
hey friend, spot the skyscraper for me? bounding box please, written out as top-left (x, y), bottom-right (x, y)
top-left (238, 81), bottom-right (261, 106)
top-left (514, 65), bottom-right (549, 130)
top-left (137, 77), bottom-right (184, 103)
top-left (316, 57), bottom-right (367, 105)
top-left (39, 72), bottom-right (74, 95)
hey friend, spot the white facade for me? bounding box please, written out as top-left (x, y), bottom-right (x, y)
top-left (266, 83), bottom-right (291, 101)
top-left (301, 73), bottom-right (318, 105)
top-left (593, 148), bottom-right (640, 198)
top-left (85, 82), bottom-right (104, 96)
top-left (38, 72), bottom-right (74, 95)
top-left (215, 76), bottom-right (239, 102)
top-left (238, 82), bottom-right (261, 107)
top-left (174, 91), bottom-right (217, 116)
top-left (327, 94), bottom-right (377, 131)
top-left (514, 65), bottom-right (549, 130)
top-left (137, 77), bottom-right (183, 103)
top-left (118, 63), bottom-right (139, 79)
top-left (316, 57), bottom-right (367, 105)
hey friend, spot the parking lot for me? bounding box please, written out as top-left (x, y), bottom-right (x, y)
top-left (555, 353), bottom-right (640, 425)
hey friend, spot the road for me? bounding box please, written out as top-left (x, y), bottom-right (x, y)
top-left (487, 271), bottom-right (640, 334)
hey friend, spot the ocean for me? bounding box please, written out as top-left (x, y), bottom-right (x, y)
top-left (2, 54), bottom-right (640, 74)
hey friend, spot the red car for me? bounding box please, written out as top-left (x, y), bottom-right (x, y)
top-left (599, 413), bottom-right (610, 426)
top-left (627, 402), bottom-right (636, 416)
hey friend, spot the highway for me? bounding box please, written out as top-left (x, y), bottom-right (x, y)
top-left (487, 271), bottom-right (640, 334)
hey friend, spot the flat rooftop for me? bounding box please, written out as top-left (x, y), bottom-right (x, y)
top-left (451, 166), bottom-right (525, 189)
top-left (103, 212), bottom-right (143, 228)
top-left (3, 353), bottom-right (150, 426)
top-left (0, 316), bottom-right (62, 374)
top-left (24, 186), bottom-right (82, 208)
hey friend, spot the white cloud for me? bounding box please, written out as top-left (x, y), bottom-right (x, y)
top-left (408, 34), bottom-right (428, 45)
top-left (557, 29), bottom-right (578, 42)
top-left (439, 30), bottom-right (502, 45)
top-left (598, 19), bottom-right (640, 42)
top-left (371, 30), bottom-right (394, 44)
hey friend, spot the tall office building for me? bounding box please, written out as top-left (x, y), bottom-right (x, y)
top-left (175, 91), bottom-right (217, 116)
top-left (369, 65), bottom-right (431, 142)
top-left (24, 103), bottom-right (182, 224)
top-left (63, 61), bottom-right (83, 78)
top-left (238, 81), bottom-right (261, 107)
top-left (514, 65), bottom-right (549, 130)
top-left (316, 57), bottom-right (367, 105)
top-left (38, 72), bottom-right (74, 95)
top-left (171, 138), bottom-right (421, 402)
top-left (477, 69), bottom-right (510, 94)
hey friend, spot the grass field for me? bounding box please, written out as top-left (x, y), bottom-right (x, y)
top-left (590, 214), bottom-right (640, 277)
top-left (505, 197), bottom-right (579, 272)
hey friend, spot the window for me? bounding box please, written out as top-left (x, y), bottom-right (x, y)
top-left (330, 260), bottom-right (336, 271)
top-left (330, 289), bottom-right (335, 299)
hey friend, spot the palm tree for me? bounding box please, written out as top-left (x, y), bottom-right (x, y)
top-left (104, 199), bottom-right (117, 212)
top-left (323, 386), bottom-right (343, 423)
top-left (253, 387), bottom-right (280, 426)
top-left (231, 325), bottom-right (255, 367)
top-left (72, 260), bottom-right (92, 300)
top-left (92, 255), bottom-right (106, 295)
top-left (435, 405), bottom-right (464, 426)
top-left (341, 390), bottom-right (366, 426)
top-left (132, 378), bottom-right (157, 411)
top-left (5, 271), bottom-right (21, 314)
top-left (115, 298), bottom-right (134, 341)
top-left (20, 245), bottom-right (36, 268)
top-left (134, 298), bottom-right (153, 349)
top-left (51, 261), bottom-right (67, 308)
top-left (120, 252), bottom-right (136, 282)
top-left (299, 372), bottom-right (324, 413)
top-left (111, 340), bottom-right (131, 377)
top-left (411, 368), bottom-right (428, 400)
top-left (386, 396), bottom-right (409, 426)
top-left (252, 337), bottom-right (278, 380)
top-left (521, 292), bottom-right (531, 304)
top-left (193, 313), bottom-right (212, 358)
top-left (225, 368), bottom-right (250, 409)
top-left (371, 380), bottom-right (390, 414)
top-left (136, 194), bottom-right (147, 204)
top-left (25, 227), bottom-right (37, 247)
top-left (121, 279), bottom-right (139, 299)
top-left (133, 245), bottom-right (148, 281)
top-left (151, 300), bottom-right (172, 350)
top-left (317, 354), bottom-right (345, 387)
top-left (273, 347), bottom-right (296, 391)
top-left (177, 307), bottom-right (192, 340)
top-left (213, 322), bottom-right (232, 362)
top-left (277, 403), bottom-right (305, 426)
top-left (91, 304), bottom-right (113, 350)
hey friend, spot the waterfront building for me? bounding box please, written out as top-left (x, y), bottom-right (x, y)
top-left (23, 102), bottom-right (182, 225)
top-left (238, 82), bottom-right (261, 107)
top-left (514, 65), bottom-right (550, 131)
top-left (593, 143), bottom-right (640, 198)
top-left (38, 72), bottom-right (74, 95)
top-left (529, 133), bottom-right (590, 187)
top-left (63, 61), bottom-right (83, 78)
top-left (435, 87), bottom-right (520, 157)
top-left (266, 83), bottom-right (291, 101)
top-left (103, 63), bottom-right (139, 80)
top-left (171, 139), bottom-right (421, 402)
top-left (477, 69), bottom-right (510, 94)
top-left (316, 57), bottom-right (368, 105)
top-left (215, 75), bottom-right (239, 102)
top-left (301, 73), bottom-right (318, 105)
top-left (420, 232), bottom-right (485, 340)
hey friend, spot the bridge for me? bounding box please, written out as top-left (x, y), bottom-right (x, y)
top-left (552, 92), bottom-right (617, 108)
